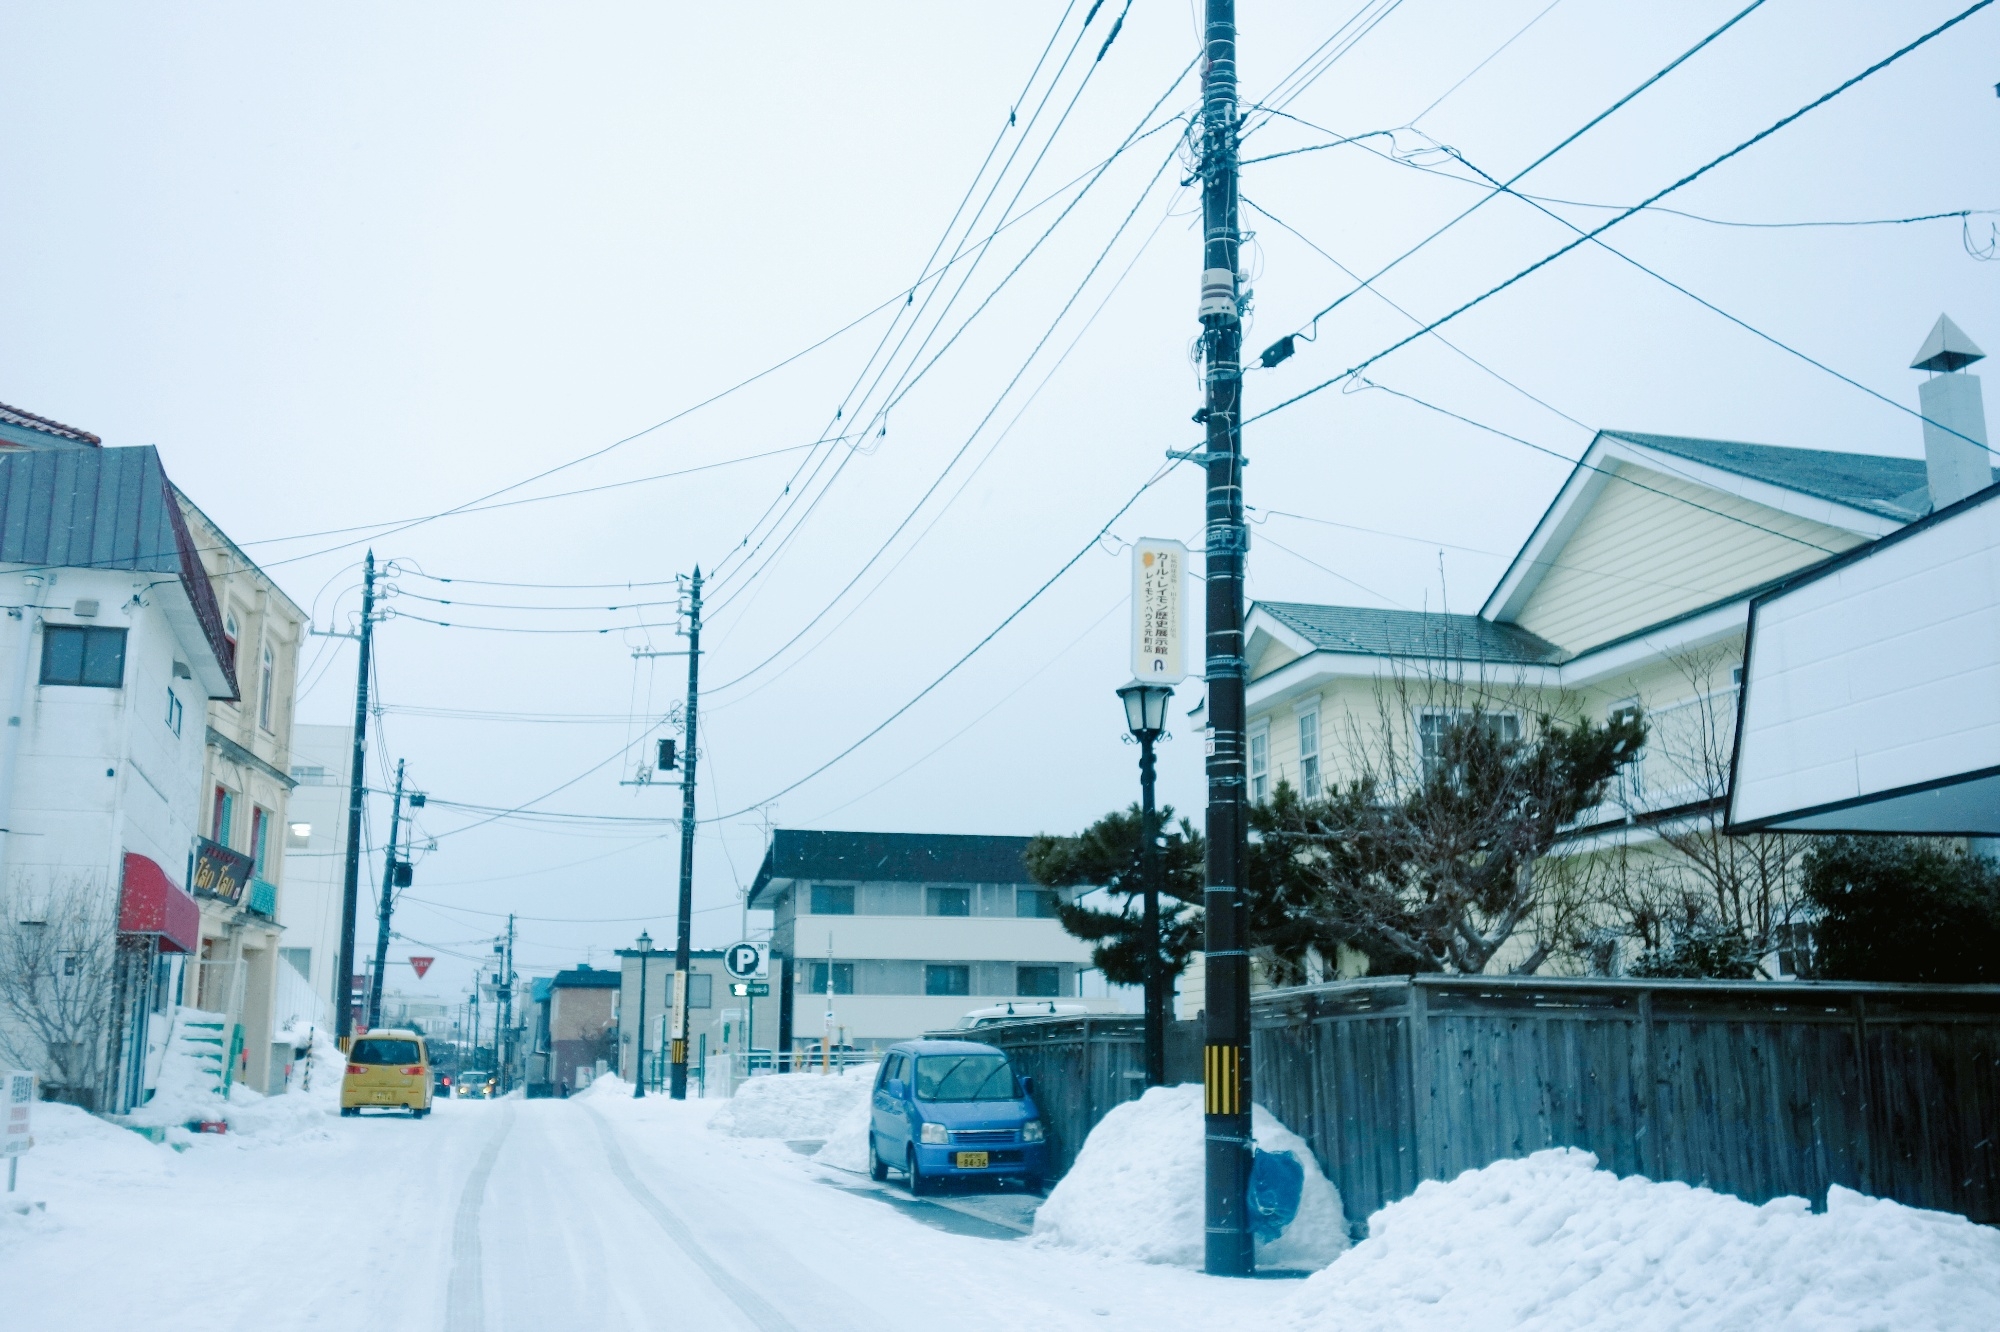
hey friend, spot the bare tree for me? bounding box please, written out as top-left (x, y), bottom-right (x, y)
top-left (1575, 646), bottom-right (1809, 977)
top-left (0, 875), bottom-right (119, 1105)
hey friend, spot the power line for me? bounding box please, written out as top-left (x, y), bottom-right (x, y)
top-left (1249, 1), bottom-right (1994, 428)
top-left (1265, 0), bottom-right (1772, 350)
top-left (698, 459), bottom-right (1187, 824)
top-left (1407, 0), bottom-right (1565, 127)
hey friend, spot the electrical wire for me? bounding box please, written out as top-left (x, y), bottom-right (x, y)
top-left (698, 458), bottom-right (1188, 824)
top-left (1264, 0), bottom-right (1771, 350)
top-left (1407, 0), bottom-right (1565, 127)
top-left (1249, 1), bottom-right (1994, 429)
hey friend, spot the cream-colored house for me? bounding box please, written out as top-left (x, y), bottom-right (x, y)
top-left (176, 497), bottom-right (307, 1093)
top-left (1236, 317), bottom-right (1990, 978)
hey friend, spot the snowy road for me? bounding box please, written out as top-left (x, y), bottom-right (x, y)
top-left (0, 1087), bottom-right (1295, 1332)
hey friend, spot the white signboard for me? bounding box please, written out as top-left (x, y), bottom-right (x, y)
top-left (1729, 489), bottom-right (2000, 834)
top-left (723, 942), bottom-right (769, 981)
top-left (3, 1069), bottom-right (32, 1157)
top-left (1131, 538), bottom-right (1188, 684)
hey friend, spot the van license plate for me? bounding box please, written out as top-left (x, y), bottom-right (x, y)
top-left (954, 1151), bottom-right (988, 1169)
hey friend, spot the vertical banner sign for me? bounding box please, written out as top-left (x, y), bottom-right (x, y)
top-left (1132, 539), bottom-right (1189, 684)
top-left (4, 1069), bottom-right (32, 1159)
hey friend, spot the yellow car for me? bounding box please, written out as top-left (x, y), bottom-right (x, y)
top-left (340, 1030), bottom-right (433, 1118)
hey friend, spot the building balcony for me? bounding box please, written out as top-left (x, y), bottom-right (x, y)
top-left (247, 878), bottom-right (277, 919)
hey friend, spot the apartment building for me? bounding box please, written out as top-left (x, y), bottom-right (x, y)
top-left (749, 829), bottom-right (1109, 1055)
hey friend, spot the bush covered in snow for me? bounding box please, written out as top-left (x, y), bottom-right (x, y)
top-left (707, 1066), bottom-right (877, 1143)
top-left (1032, 1083), bottom-right (1348, 1269)
top-left (1283, 1147), bottom-right (2000, 1331)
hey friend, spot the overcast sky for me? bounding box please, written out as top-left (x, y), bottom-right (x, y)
top-left (3, 1), bottom-right (1994, 997)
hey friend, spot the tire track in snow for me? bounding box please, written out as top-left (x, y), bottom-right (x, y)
top-left (447, 1104), bottom-right (515, 1332)
top-left (584, 1107), bottom-right (805, 1332)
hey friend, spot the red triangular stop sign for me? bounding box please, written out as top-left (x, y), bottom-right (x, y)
top-left (409, 956), bottom-right (434, 979)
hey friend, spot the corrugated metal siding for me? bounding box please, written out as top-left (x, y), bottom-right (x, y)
top-left (1513, 463), bottom-right (1865, 652)
top-left (0, 446), bottom-right (182, 574)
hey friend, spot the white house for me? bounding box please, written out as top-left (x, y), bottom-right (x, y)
top-left (749, 829), bottom-right (1113, 1055)
top-left (0, 423), bottom-right (237, 1109)
top-left (278, 721), bottom-right (356, 1030)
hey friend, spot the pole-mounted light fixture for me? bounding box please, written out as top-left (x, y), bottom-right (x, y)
top-left (1116, 680), bottom-right (1173, 737)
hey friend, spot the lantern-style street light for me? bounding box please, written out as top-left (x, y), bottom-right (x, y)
top-left (1116, 680), bottom-right (1173, 1087)
top-left (633, 930), bottom-right (653, 1099)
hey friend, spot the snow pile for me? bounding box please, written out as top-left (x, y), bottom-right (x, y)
top-left (124, 1007), bottom-right (232, 1131)
top-left (708, 1066), bottom-right (877, 1142)
top-left (812, 1089), bottom-right (873, 1173)
top-left (1281, 1148), bottom-right (2000, 1331)
top-left (578, 1070), bottom-right (635, 1101)
top-left (1032, 1083), bottom-right (1348, 1269)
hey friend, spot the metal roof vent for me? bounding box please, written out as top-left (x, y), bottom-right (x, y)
top-left (1911, 313), bottom-right (1986, 374)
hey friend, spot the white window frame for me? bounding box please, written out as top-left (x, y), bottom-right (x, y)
top-left (258, 643), bottom-right (276, 732)
top-left (1294, 699), bottom-right (1322, 800)
top-left (1248, 720), bottom-right (1270, 803)
top-left (1415, 708), bottom-right (1521, 775)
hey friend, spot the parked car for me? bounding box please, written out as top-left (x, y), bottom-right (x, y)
top-left (868, 1039), bottom-right (1047, 1194)
top-left (341, 1030), bottom-right (433, 1118)
top-left (456, 1069), bottom-right (498, 1099)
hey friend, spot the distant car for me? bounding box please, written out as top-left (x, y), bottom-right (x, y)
top-left (957, 1001), bottom-right (1088, 1029)
top-left (869, 1039), bottom-right (1048, 1195)
top-left (455, 1070), bottom-right (497, 1099)
top-left (341, 1030), bottom-right (432, 1118)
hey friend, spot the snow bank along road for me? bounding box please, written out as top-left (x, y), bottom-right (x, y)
top-left (0, 1088), bottom-right (1298, 1332)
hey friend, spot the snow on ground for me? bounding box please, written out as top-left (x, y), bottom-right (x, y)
top-left (1284, 1147), bottom-right (2000, 1332)
top-left (705, 1063), bottom-right (876, 1143)
top-left (1032, 1082), bottom-right (1349, 1270)
top-left (4, 1068), bottom-right (1997, 1331)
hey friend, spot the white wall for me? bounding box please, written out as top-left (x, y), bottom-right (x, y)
top-left (278, 722), bottom-right (353, 1020)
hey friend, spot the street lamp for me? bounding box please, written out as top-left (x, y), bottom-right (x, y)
top-left (633, 930), bottom-right (653, 1099)
top-left (1116, 680), bottom-right (1173, 1088)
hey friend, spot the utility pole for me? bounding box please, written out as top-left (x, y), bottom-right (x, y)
top-left (364, 758), bottom-right (407, 1032)
top-left (335, 552), bottom-right (377, 1043)
top-left (1197, 0), bottom-right (1253, 1278)
top-left (670, 569), bottom-right (703, 1099)
top-left (500, 915), bottom-right (516, 1091)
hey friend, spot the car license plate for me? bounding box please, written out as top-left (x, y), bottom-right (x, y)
top-left (954, 1151), bottom-right (989, 1169)
top-left (371, 1092), bottom-right (391, 1101)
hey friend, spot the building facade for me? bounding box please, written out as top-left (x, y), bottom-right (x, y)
top-left (0, 427), bottom-right (235, 1110)
top-left (278, 722), bottom-right (354, 1031)
top-left (547, 964), bottom-right (620, 1094)
top-left (1234, 316), bottom-right (1989, 979)
top-left (177, 497), bottom-right (307, 1094)
top-left (749, 830), bottom-right (1109, 1055)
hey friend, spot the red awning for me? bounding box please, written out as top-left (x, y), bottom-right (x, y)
top-left (119, 852), bottom-right (200, 954)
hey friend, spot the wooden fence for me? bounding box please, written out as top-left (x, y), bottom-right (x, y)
top-left (973, 977), bottom-right (2000, 1226)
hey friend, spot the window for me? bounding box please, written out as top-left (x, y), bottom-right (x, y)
top-left (39, 626), bottom-right (127, 688)
top-left (1015, 888), bottom-right (1060, 919)
top-left (258, 645), bottom-right (275, 731)
top-left (1609, 699), bottom-right (1645, 803)
top-left (212, 786), bottom-right (235, 847)
top-left (926, 886), bottom-right (971, 917)
top-left (249, 806), bottom-right (270, 875)
top-left (1016, 965), bottom-right (1061, 997)
top-left (280, 947), bottom-right (311, 980)
top-left (924, 964), bottom-right (970, 997)
top-left (914, 1052), bottom-right (1015, 1102)
top-left (1298, 709), bottom-right (1322, 799)
top-left (285, 821), bottom-right (312, 849)
top-left (164, 688), bottom-right (183, 737)
top-left (808, 962), bottom-right (854, 995)
top-left (1249, 726), bottom-right (1270, 802)
top-left (809, 884), bottom-right (855, 915)
top-left (686, 973), bottom-right (713, 1008)
top-left (349, 1038), bottom-right (421, 1065)
top-left (1417, 710), bottom-right (1521, 775)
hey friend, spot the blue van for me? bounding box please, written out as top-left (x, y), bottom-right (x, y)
top-left (869, 1039), bottom-right (1049, 1194)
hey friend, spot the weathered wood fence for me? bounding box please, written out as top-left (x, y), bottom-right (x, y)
top-left (971, 977), bottom-right (2000, 1226)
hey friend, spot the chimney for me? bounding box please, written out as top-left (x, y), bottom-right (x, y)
top-left (1911, 313), bottom-right (1991, 510)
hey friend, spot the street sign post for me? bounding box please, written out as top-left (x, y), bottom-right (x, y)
top-left (1131, 539), bottom-right (1188, 685)
top-left (5, 1068), bottom-right (33, 1193)
top-left (723, 941), bottom-right (768, 980)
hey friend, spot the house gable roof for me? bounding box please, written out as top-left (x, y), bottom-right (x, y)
top-left (749, 829), bottom-right (1035, 909)
top-left (1255, 602), bottom-right (1564, 666)
top-left (0, 445), bottom-right (237, 698)
top-left (1480, 430), bottom-right (1921, 629)
top-left (551, 965), bottom-right (622, 989)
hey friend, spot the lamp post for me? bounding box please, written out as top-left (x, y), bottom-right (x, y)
top-left (1117, 680), bottom-right (1173, 1088)
top-left (633, 930), bottom-right (652, 1099)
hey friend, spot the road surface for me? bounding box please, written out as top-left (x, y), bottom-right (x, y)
top-left (0, 1087), bottom-right (1292, 1332)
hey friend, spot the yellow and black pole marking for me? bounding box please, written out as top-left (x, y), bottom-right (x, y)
top-left (669, 1038), bottom-right (687, 1066)
top-left (1204, 1043), bottom-right (1243, 1114)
